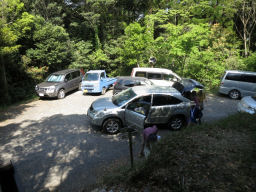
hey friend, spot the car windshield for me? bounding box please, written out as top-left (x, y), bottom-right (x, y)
top-left (46, 74), bottom-right (65, 82)
top-left (144, 79), bottom-right (153, 85)
top-left (112, 88), bottom-right (137, 106)
top-left (83, 73), bottom-right (99, 81)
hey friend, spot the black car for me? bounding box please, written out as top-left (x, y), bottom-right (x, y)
top-left (113, 76), bottom-right (153, 95)
top-left (172, 78), bottom-right (204, 99)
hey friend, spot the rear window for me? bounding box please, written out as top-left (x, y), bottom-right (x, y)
top-left (135, 72), bottom-right (146, 77)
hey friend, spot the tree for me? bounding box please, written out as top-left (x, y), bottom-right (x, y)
top-left (0, 0), bottom-right (33, 104)
top-left (235, 0), bottom-right (256, 57)
top-left (25, 17), bottom-right (72, 79)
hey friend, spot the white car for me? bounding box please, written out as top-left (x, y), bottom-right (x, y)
top-left (237, 96), bottom-right (256, 114)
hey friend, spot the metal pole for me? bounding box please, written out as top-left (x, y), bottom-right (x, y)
top-left (128, 131), bottom-right (134, 168)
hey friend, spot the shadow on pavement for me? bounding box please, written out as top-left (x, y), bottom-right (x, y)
top-left (0, 114), bottom-right (134, 192)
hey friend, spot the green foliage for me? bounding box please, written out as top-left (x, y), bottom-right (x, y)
top-left (243, 52), bottom-right (256, 71)
top-left (69, 40), bottom-right (93, 70)
top-left (25, 18), bottom-right (72, 75)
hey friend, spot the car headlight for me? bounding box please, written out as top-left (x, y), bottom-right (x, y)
top-left (95, 111), bottom-right (105, 118)
top-left (35, 85), bottom-right (39, 91)
top-left (46, 86), bottom-right (55, 93)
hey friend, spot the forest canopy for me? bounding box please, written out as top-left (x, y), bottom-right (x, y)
top-left (0, 0), bottom-right (256, 104)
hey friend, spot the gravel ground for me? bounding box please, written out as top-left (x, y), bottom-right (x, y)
top-left (0, 90), bottom-right (239, 192)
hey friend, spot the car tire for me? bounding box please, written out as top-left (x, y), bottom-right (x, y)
top-left (57, 89), bottom-right (65, 99)
top-left (229, 89), bottom-right (240, 99)
top-left (167, 116), bottom-right (185, 130)
top-left (101, 87), bottom-right (106, 95)
top-left (103, 118), bottom-right (121, 134)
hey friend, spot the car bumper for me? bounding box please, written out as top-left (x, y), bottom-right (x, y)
top-left (81, 87), bottom-right (101, 93)
top-left (218, 86), bottom-right (229, 95)
top-left (237, 102), bottom-right (256, 114)
top-left (36, 90), bottom-right (58, 98)
top-left (87, 110), bottom-right (104, 127)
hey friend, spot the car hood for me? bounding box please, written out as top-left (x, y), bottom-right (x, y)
top-left (37, 81), bottom-right (61, 87)
top-left (242, 96), bottom-right (256, 108)
top-left (92, 97), bottom-right (117, 111)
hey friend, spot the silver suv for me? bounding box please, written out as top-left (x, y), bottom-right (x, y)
top-left (87, 86), bottom-right (191, 134)
top-left (35, 69), bottom-right (82, 99)
top-left (219, 70), bottom-right (256, 99)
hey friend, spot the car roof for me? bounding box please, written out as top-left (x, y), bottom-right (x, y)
top-left (225, 70), bottom-right (256, 75)
top-left (132, 85), bottom-right (180, 95)
top-left (116, 76), bottom-right (148, 81)
top-left (132, 67), bottom-right (174, 74)
top-left (52, 69), bottom-right (79, 75)
top-left (87, 70), bottom-right (105, 73)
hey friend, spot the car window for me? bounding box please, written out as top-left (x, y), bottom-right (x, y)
top-left (242, 74), bottom-right (256, 83)
top-left (83, 73), bottom-right (99, 81)
top-left (112, 88), bottom-right (137, 106)
top-left (46, 74), bottom-right (65, 82)
top-left (127, 95), bottom-right (151, 115)
top-left (163, 74), bottom-right (174, 81)
top-left (71, 71), bottom-right (80, 79)
top-left (148, 73), bottom-right (162, 80)
top-left (100, 72), bottom-right (105, 78)
top-left (123, 79), bottom-right (135, 86)
top-left (152, 94), bottom-right (182, 106)
top-left (135, 72), bottom-right (146, 77)
top-left (225, 73), bottom-right (242, 81)
top-left (65, 73), bottom-right (72, 81)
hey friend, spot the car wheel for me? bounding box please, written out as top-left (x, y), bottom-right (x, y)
top-left (103, 118), bottom-right (121, 134)
top-left (57, 89), bottom-right (65, 99)
top-left (229, 89), bottom-right (240, 99)
top-left (101, 87), bottom-right (106, 95)
top-left (167, 116), bottom-right (185, 130)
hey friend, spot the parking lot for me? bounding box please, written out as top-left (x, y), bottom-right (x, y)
top-left (0, 89), bottom-right (239, 191)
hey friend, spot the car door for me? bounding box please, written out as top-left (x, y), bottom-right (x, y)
top-left (64, 73), bottom-right (73, 92)
top-left (241, 74), bottom-right (256, 96)
top-left (124, 95), bottom-right (152, 130)
top-left (146, 94), bottom-right (183, 124)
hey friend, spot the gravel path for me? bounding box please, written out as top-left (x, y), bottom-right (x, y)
top-left (0, 90), bottom-right (239, 191)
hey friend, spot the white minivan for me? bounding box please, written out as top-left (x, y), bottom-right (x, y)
top-left (219, 70), bottom-right (256, 99)
top-left (131, 67), bottom-right (181, 86)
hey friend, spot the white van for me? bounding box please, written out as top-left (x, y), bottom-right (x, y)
top-left (219, 70), bottom-right (256, 99)
top-left (131, 67), bottom-right (181, 86)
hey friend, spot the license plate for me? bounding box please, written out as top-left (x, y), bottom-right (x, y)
top-left (83, 89), bottom-right (88, 93)
top-left (39, 93), bottom-right (44, 97)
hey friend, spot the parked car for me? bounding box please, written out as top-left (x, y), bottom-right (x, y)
top-left (113, 76), bottom-right (153, 95)
top-left (81, 70), bottom-right (117, 95)
top-left (172, 78), bottom-right (204, 99)
top-left (131, 67), bottom-right (181, 86)
top-left (35, 69), bottom-right (82, 99)
top-left (87, 86), bottom-right (191, 134)
top-left (219, 70), bottom-right (256, 99)
top-left (237, 95), bottom-right (256, 114)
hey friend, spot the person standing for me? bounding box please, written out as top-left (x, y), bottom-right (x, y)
top-left (139, 125), bottom-right (158, 157)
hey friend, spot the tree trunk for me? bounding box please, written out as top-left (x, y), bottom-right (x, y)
top-left (244, 26), bottom-right (248, 57)
top-left (0, 55), bottom-right (9, 105)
